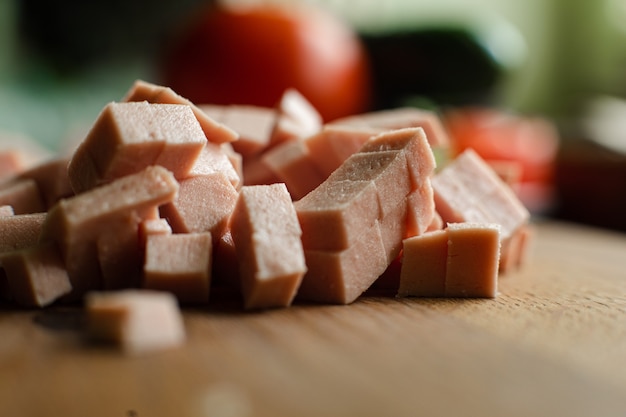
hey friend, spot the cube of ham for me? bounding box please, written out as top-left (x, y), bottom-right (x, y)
top-left (138, 218), bottom-right (172, 249)
top-left (359, 127), bottom-right (436, 187)
top-left (122, 79), bottom-right (239, 144)
top-left (399, 223), bottom-right (501, 298)
top-left (432, 148), bottom-right (529, 241)
top-left (0, 243), bottom-right (72, 307)
top-left (298, 221), bottom-right (388, 304)
top-left (405, 178), bottom-right (436, 237)
top-left (18, 157), bottom-right (74, 209)
top-left (445, 223), bottom-right (500, 298)
top-left (329, 107), bottom-right (450, 148)
top-left (85, 290), bottom-right (186, 355)
top-left (295, 180), bottom-right (380, 251)
top-left (143, 233), bottom-right (212, 305)
top-left (327, 150), bottom-right (411, 219)
top-left (296, 128), bottom-right (436, 303)
top-left (159, 172), bottom-right (237, 243)
top-left (0, 178), bottom-right (45, 214)
top-left (271, 88), bottom-right (322, 145)
top-left (40, 166), bottom-right (179, 299)
top-left (230, 184), bottom-right (306, 309)
top-left (261, 139), bottom-right (325, 201)
top-left (187, 142), bottom-right (241, 189)
top-left (304, 125), bottom-right (380, 178)
top-left (205, 105), bottom-right (278, 158)
top-left (67, 101), bottom-right (206, 193)
top-left (398, 229), bottom-right (448, 298)
top-left (432, 149), bottom-right (529, 271)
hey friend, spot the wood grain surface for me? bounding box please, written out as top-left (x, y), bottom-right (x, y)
top-left (1, 220), bottom-right (626, 417)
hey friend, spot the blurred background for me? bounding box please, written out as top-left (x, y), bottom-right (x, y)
top-left (1, 0), bottom-right (626, 230)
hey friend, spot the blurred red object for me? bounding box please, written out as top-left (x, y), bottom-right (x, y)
top-left (445, 107), bottom-right (559, 213)
top-left (160, 2), bottom-right (371, 122)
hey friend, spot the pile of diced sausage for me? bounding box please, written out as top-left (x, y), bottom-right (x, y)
top-left (0, 80), bottom-right (531, 354)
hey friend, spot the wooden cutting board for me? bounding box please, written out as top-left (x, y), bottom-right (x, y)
top-left (1, 220), bottom-right (626, 417)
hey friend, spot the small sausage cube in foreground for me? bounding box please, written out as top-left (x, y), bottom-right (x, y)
top-left (86, 290), bottom-right (185, 355)
top-left (230, 184), bottom-right (306, 309)
top-left (399, 223), bottom-right (501, 298)
top-left (143, 232), bottom-right (212, 305)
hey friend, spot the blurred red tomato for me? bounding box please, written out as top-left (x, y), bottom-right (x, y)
top-left (445, 107), bottom-right (559, 212)
top-left (160, 3), bottom-right (371, 122)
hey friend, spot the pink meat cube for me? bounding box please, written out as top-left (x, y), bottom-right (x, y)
top-left (270, 88), bottom-right (322, 145)
top-left (358, 127), bottom-right (436, 187)
top-left (405, 178), bottom-right (436, 238)
top-left (261, 139), bottom-right (325, 200)
top-left (304, 125), bottom-right (380, 177)
top-left (230, 184), bottom-right (306, 309)
top-left (159, 172), bottom-right (238, 243)
top-left (122, 79), bottom-right (239, 144)
top-left (399, 222), bottom-right (501, 298)
top-left (187, 142), bottom-right (241, 189)
top-left (138, 218), bottom-right (172, 249)
top-left (18, 157), bottom-right (74, 209)
top-left (445, 222), bottom-right (500, 298)
top-left (40, 166), bottom-right (179, 299)
top-left (295, 180), bottom-right (380, 251)
top-left (298, 221), bottom-right (388, 304)
top-left (212, 105), bottom-right (278, 158)
top-left (398, 229), bottom-right (448, 298)
top-left (68, 101), bottom-right (206, 193)
top-left (143, 233), bottom-right (212, 305)
top-left (432, 149), bottom-right (529, 241)
top-left (85, 289), bottom-right (186, 355)
top-left (330, 107), bottom-right (450, 148)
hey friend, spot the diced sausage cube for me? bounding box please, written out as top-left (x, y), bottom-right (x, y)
top-left (262, 139), bottom-right (325, 200)
top-left (187, 142), bottom-right (241, 189)
top-left (271, 88), bottom-right (322, 145)
top-left (1, 243), bottom-right (72, 307)
top-left (328, 150), bottom-right (411, 219)
top-left (358, 127), bottom-right (436, 187)
top-left (123, 79), bottom-right (239, 144)
top-left (304, 125), bottom-right (379, 178)
top-left (398, 230), bottom-right (448, 297)
top-left (330, 107), bottom-right (450, 148)
top-left (68, 101), bottom-right (205, 193)
top-left (18, 157), bottom-right (74, 209)
top-left (445, 222), bottom-right (500, 298)
top-left (432, 149), bottom-right (529, 241)
top-left (40, 166), bottom-right (179, 299)
top-left (298, 221), bottom-right (388, 304)
top-left (230, 184), bottom-right (306, 309)
top-left (138, 218), bottom-right (172, 249)
top-left (159, 172), bottom-right (237, 243)
top-left (143, 233), bottom-right (212, 305)
top-left (85, 290), bottom-right (186, 355)
top-left (295, 180), bottom-right (380, 251)
top-left (211, 105), bottom-right (278, 158)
